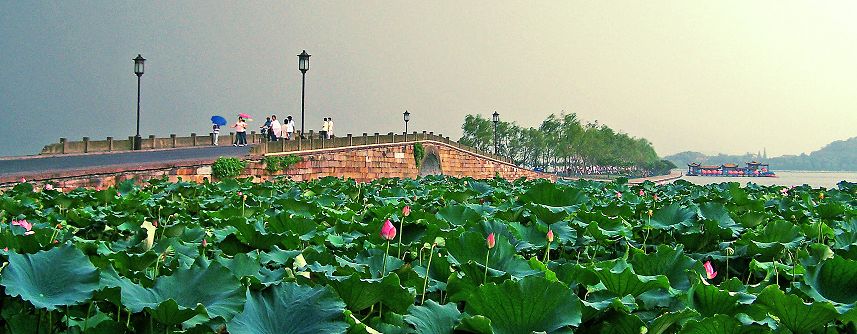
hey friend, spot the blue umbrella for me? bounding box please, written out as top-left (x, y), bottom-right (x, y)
top-left (211, 115), bottom-right (227, 126)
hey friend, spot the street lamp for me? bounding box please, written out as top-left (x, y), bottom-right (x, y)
top-left (403, 110), bottom-right (410, 134)
top-left (298, 50), bottom-right (310, 138)
top-left (492, 111), bottom-right (500, 155)
top-left (133, 54), bottom-right (146, 150)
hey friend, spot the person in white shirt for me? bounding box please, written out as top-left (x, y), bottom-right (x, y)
top-left (270, 115), bottom-right (282, 141)
top-left (320, 118), bottom-right (329, 139)
top-left (285, 115), bottom-right (295, 140)
top-left (327, 117), bottom-right (334, 139)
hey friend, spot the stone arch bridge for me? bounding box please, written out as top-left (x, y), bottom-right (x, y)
top-left (0, 132), bottom-right (552, 190)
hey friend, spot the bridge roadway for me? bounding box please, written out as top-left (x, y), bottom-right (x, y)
top-left (0, 146), bottom-right (251, 181)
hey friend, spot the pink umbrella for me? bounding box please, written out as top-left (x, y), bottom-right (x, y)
top-left (238, 113), bottom-right (252, 119)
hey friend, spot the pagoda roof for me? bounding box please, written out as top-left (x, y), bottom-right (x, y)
top-left (721, 163), bottom-right (738, 168)
top-left (700, 166), bottom-right (720, 169)
top-left (688, 163), bottom-right (701, 167)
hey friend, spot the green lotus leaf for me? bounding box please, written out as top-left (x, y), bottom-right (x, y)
top-left (687, 281), bottom-right (741, 317)
top-left (591, 311), bottom-right (646, 334)
top-left (518, 181), bottom-right (587, 207)
top-left (679, 314), bottom-right (770, 334)
top-left (456, 315), bottom-right (493, 334)
top-left (647, 202), bottom-right (697, 231)
top-left (230, 216), bottom-right (288, 249)
top-left (591, 260), bottom-right (671, 297)
top-left (404, 300), bottom-right (462, 334)
top-left (698, 202), bottom-right (743, 237)
top-left (1, 244), bottom-right (100, 310)
top-left (630, 245), bottom-right (698, 290)
top-left (648, 309), bottom-right (700, 334)
top-left (735, 211), bottom-right (767, 228)
top-left (464, 276), bottom-right (582, 334)
top-left (436, 205), bottom-right (482, 227)
top-left (227, 283), bottom-right (348, 334)
top-left (328, 273), bottom-right (415, 313)
top-left (804, 255), bottom-right (857, 304)
top-left (755, 285), bottom-right (838, 333)
top-left (446, 230), bottom-right (537, 280)
top-left (100, 258), bottom-right (244, 327)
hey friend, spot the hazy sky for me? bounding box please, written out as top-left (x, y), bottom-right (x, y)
top-left (2, 2), bottom-right (856, 157)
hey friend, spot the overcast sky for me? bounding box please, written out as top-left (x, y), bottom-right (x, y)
top-left (2, 1), bottom-right (856, 157)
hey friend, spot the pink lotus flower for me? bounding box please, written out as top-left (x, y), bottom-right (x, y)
top-left (703, 261), bottom-right (717, 279)
top-left (202, 239), bottom-right (208, 247)
top-left (3, 247), bottom-right (7, 252)
top-left (11, 220), bottom-right (35, 236)
top-left (152, 220), bottom-right (158, 228)
top-left (547, 229), bottom-right (554, 243)
top-left (780, 188), bottom-right (789, 196)
top-left (486, 233), bottom-right (496, 249)
top-left (653, 194), bottom-right (659, 201)
top-left (639, 189), bottom-right (645, 196)
top-left (44, 184), bottom-right (54, 191)
top-left (615, 192), bottom-right (622, 199)
top-left (20, 177), bottom-right (26, 183)
top-left (402, 205), bottom-right (411, 217)
top-left (380, 219), bottom-right (397, 240)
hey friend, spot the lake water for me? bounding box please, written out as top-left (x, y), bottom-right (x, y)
top-left (668, 170), bottom-right (857, 189)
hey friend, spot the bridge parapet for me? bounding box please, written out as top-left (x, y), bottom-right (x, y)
top-left (254, 131), bottom-right (513, 165)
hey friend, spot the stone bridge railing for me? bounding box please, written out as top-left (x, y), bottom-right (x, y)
top-left (252, 131), bottom-right (513, 164)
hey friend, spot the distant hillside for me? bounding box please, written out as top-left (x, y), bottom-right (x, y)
top-left (664, 137), bottom-right (857, 171)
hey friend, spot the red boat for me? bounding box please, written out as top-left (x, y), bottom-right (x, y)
top-left (686, 161), bottom-right (776, 177)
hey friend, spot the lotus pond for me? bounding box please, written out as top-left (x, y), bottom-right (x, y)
top-left (0, 176), bottom-right (856, 333)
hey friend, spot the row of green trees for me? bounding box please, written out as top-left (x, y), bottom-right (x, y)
top-left (459, 113), bottom-right (675, 176)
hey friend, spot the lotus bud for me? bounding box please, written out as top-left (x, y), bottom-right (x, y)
top-left (639, 189), bottom-right (644, 196)
top-left (44, 184), bottom-right (54, 191)
top-left (140, 221), bottom-right (156, 251)
top-left (725, 247), bottom-right (735, 256)
top-left (647, 209), bottom-right (653, 218)
top-left (547, 229), bottom-right (554, 243)
top-left (703, 261), bottom-right (718, 279)
top-left (243, 194), bottom-right (248, 201)
top-left (434, 237), bottom-right (446, 247)
top-left (653, 194), bottom-right (659, 201)
top-left (819, 193), bottom-right (825, 200)
top-left (202, 239), bottom-right (208, 247)
top-left (402, 205), bottom-right (411, 217)
top-left (486, 233), bottom-right (496, 249)
top-left (616, 192), bottom-right (622, 199)
top-left (380, 219), bottom-right (397, 240)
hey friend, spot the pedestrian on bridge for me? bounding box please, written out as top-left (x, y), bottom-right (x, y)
top-left (232, 117), bottom-right (248, 146)
top-left (320, 118), bottom-right (329, 139)
top-left (270, 115), bottom-right (282, 141)
top-left (285, 115), bottom-right (294, 140)
top-left (327, 117), bottom-right (334, 138)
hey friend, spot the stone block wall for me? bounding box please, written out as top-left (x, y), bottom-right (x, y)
top-left (9, 140), bottom-right (552, 191)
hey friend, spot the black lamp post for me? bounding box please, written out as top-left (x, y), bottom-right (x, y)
top-left (403, 110), bottom-right (410, 134)
top-left (133, 54), bottom-right (146, 150)
top-left (298, 50), bottom-right (310, 138)
top-left (492, 111), bottom-right (500, 155)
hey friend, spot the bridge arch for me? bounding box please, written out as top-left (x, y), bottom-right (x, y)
top-left (418, 146), bottom-right (443, 177)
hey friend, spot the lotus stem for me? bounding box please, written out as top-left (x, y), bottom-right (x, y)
top-left (543, 241), bottom-right (551, 263)
top-left (421, 244), bottom-right (436, 305)
top-left (83, 301), bottom-right (93, 332)
top-left (35, 309), bottom-right (41, 334)
top-left (484, 249), bottom-right (490, 284)
top-left (397, 219), bottom-right (404, 259)
top-left (382, 240), bottom-right (390, 277)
